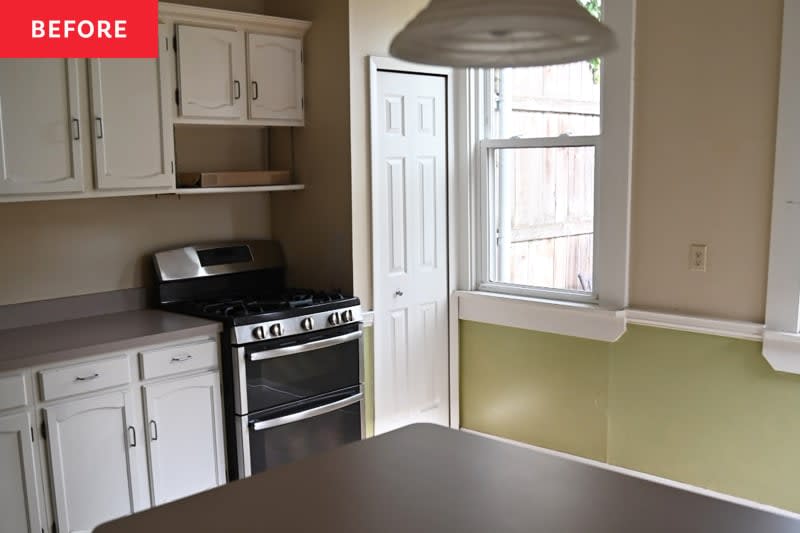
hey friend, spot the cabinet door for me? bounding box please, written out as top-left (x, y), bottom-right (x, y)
top-left (247, 34), bottom-right (304, 123)
top-left (0, 412), bottom-right (43, 533)
top-left (176, 25), bottom-right (246, 119)
top-left (89, 25), bottom-right (174, 190)
top-left (143, 372), bottom-right (226, 506)
top-left (0, 59), bottom-right (86, 195)
top-left (44, 391), bottom-right (148, 533)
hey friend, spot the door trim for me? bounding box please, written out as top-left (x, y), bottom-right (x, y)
top-left (368, 56), bottom-right (459, 431)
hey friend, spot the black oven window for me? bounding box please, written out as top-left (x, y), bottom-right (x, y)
top-left (249, 402), bottom-right (362, 473)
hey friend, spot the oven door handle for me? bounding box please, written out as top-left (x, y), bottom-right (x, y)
top-left (251, 392), bottom-right (364, 432)
top-left (249, 330), bottom-right (362, 362)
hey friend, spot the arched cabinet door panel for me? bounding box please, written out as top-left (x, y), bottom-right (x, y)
top-left (0, 59), bottom-right (87, 195)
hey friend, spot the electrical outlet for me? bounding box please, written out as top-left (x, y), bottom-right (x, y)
top-left (689, 244), bottom-right (708, 272)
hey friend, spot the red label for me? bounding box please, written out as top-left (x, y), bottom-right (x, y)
top-left (0, 0), bottom-right (158, 58)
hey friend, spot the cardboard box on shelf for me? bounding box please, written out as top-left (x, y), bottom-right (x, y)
top-left (178, 170), bottom-right (292, 188)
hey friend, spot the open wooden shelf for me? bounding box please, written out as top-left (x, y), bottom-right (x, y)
top-left (174, 184), bottom-right (305, 195)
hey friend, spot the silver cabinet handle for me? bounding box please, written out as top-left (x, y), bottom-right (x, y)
top-left (233, 80), bottom-right (241, 100)
top-left (252, 392), bottom-right (363, 432)
top-left (75, 373), bottom-right (99, 382)
top-left (128, 426), bottom-right (137, 448)
top-left (252, 81), bottom-right (259, 100)
top-left (71, 118), bottom-right (80, 141)
top-left (150, 420), bottom-right (158, 441)
top-left (170, 354), bottom-right (193, 363)
top-left (95, 117), bottom-right (104, 139)
top-left (249, 330), bottom-right (362, 362)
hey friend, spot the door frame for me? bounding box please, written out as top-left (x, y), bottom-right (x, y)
top-left (368, 56), bottom-right (460, 431)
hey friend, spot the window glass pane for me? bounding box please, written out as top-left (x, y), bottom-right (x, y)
top-left (490, 0), bottom-right (602, 140)
top-left (492, 62), bottom-right (601, 139)
top-left (490, 146), bottom-right (595, 293)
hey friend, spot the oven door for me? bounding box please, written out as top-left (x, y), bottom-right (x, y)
top-left (233, 324), bottom-right (362, 415)
top-left (237, 386), bottom-right (364, 478)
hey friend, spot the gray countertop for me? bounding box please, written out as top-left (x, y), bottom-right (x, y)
top-left (94, 424), bottom-right (800, 533)
top-left (0, 309), bottom-right (221, 373)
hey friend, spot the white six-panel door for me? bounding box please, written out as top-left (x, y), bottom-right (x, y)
top-left (89, 25), bottom-right (174, 190)
top-left (143, 372), bottom-right (226, 506)
top-left (372, 70), bottom-right (449, 434)
top-left (0, 59), bottom-right (87, 195)
top-left (0, 412), bottom-right (44, 533)
top-left (247, 34), bottom-right (304, 122)
top-left (176, 25), bottom-right (246, 119)
top-left (44, 391), bottom-right (149, 533)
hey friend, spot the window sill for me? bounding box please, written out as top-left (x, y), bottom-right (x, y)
top-left (456, 291), bottom-right (800, 376)
top-left (456, 290), bottom-right (626, 342)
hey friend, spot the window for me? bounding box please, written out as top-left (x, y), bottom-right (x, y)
top-left (471, 0), bottom-right (635, 308)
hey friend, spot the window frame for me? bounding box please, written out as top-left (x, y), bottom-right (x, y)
top-left (763, 0), bottom-right (800, 372)
top-left (468, 0), bottom-right (636, 311)
top-left (478, 136), bottom-right (601, 304)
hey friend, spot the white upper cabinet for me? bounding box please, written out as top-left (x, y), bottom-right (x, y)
top-left (89, 25), bottom-right (174, 190)
top-left (161, 2), bottom-right (310, 126)
top-left (44, 391), bottom-right (149, 533)
top-left (247, 34), bottom-right (304, 123)
top-left (176, 25), bottom-right (247, 120)
top-left (0, 59), bottom-right (87, 195)
top-left (143, 372), bottom-right (226, 506)
top-left (0, 412), bottom-right (43, 533)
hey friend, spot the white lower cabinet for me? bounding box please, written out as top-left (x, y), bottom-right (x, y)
top-left (32, 339), bottom-right (224, 532)
top-left (0, 412), bottom-right (44, 533)
top-left (143, 372), bottom-right (225, 506)
top-left (43, 390), bottom-right (149, 533)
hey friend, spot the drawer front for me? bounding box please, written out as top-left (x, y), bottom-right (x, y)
top-left (0, 373), bottom-right (28, 411)
top-left (139, 340), bottom-right (218, 380)
top-left (39, 355), bottom-right (131, 402)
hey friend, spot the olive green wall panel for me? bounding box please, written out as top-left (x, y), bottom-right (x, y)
top-left (608, 325), bottom-right (800, 512)
top-left (460, 320), bottom-right (609, 462)
top-left (460, 320), bottom-right (800, 513)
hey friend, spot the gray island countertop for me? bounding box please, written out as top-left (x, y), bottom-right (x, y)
top-left (94, 424), bottom-right (800, 533)
top-left (0, 309), bottom-right (221, 372)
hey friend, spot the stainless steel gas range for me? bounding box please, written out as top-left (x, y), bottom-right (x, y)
top-left (153, 241), bottom-right (364, 480)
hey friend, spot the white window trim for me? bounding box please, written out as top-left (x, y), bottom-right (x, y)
top-left (461, 0), bottom-right (636, 340)
top-left (458, 291), bottom-right (626, 342)
top-left (763, 1), bottom-right (800, 374)
top-left (458, 291), bottom-right (765, 344)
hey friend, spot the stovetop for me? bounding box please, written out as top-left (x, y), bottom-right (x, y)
top-left (163, 289), bottom-right (360, 327)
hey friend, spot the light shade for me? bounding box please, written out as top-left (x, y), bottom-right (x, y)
top-left (389, 0), bottom-right (616, 68)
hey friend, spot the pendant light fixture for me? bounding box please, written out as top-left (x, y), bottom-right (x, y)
top-left (390, 0), bottom-right (616, 68)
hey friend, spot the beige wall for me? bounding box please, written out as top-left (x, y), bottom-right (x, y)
top-left (348, 0), bottom-right (428, 310)
top-left (0, 0), bottom-right (274, 306)
top-left (629, 0), bottom-right (783, 322)
top-left (262, 0), bottom-right (354, 292)
top-left (0, 195), bottom-right (270, 305)
top-left (168, 0), bottom-right (265, 14)
top-left (346, 0), bottom-right (784, 319)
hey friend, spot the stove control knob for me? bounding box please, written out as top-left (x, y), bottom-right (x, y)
top-left (341, 309), bottom-right (354, 323)
top-left (253, 326), bottom-right (266, 340)
top-left (301, 317), bottom-right (315, 331)
top-left (328, 313), bottom-right (341, 326)
top-left (269, 323), bottom-right (284, 337)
